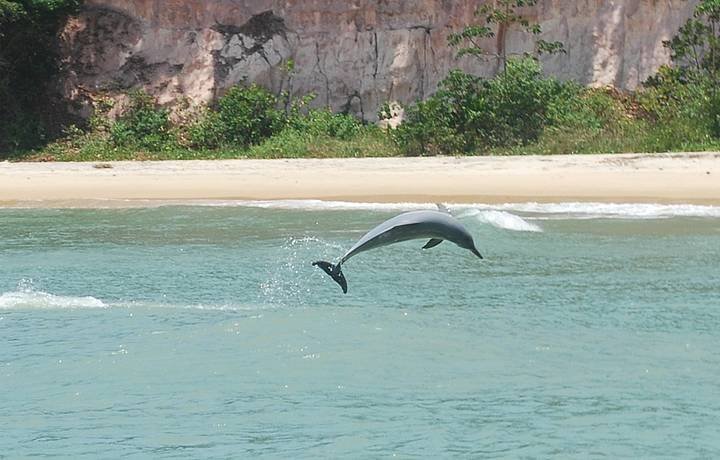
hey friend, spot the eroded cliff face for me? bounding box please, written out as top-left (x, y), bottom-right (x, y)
top-left (60, 0), bottom-right (698, 120)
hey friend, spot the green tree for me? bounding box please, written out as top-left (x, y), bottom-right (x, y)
top-left (653, 0), bottom-right (720, 137)
top-left (0, 0), bottom-right (81, 153)
top-left (447, 0), bottom-right (565, 73)
top-left (663, 0), bottom-right (720, 80)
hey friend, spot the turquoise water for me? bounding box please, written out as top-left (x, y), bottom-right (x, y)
top-left (1, 203), bottom-right (719, 458)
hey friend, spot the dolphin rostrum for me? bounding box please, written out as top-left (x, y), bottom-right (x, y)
top-left (313, 204), bottom-right (483, 293)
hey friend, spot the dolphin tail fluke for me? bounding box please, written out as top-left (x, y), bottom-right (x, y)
top-left (312, 261), bottom-right (348, 294)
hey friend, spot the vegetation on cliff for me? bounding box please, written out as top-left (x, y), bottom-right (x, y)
top-left (387, 56), bottom-right (720, 156)
top-left (27, 86), bottom-right (391, 161)
top-left (387, 0), bottom-right (720, 155)
top-left (3, 0), bottom-right (720, 160)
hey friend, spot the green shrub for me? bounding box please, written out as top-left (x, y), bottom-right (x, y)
top-left (216, 83), bottom-right (284, 145)
top-left (390, 58), bottom-right (573, 155)
top-left (247, 122), bottom-right (394, 159)
top-left (110, 91), bottom-right (173, 151)
top-left (189, 84), bottom-right (284, 149)
top-left (390, 55), bottom-right (720, 157)
top-left (516, 79), bottom-right (720, 155)
top-left (478, 57), bottom-right (567, 146)
top-left (287, 109), bottom-right (363, 140)
top-left (391, 98), bottom-right (467, 155)
top-left (188, 85), bottom-right (366, 149)
top-left (639, 66), bottom-right (716, 148)
top-left (246, 129), bottom-right (312, 158)
top-left (186, 111), bottom-right (225, 149)
top-left (389, 69), bottom-right (487, 155)
top-left (525, 89), bottom-right (649, 155)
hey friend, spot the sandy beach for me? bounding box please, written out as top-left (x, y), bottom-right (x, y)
top-left (1, 153), bottom-right (719, 207)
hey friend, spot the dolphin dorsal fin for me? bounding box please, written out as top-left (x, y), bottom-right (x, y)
top-left (422, 238), bottom-right (444, 250)
top-left (436, 203), bottom-right (451, 214)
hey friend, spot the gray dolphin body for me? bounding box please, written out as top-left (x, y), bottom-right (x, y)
top-left (313, 207), bottom-right (483, 293)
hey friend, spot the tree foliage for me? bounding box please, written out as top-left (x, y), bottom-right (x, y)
top-left (0, 0), bottom-right (81, 153)
top-left (447, 0), bottom-right (565, 73)
top-left (661, 0), bottom-right (720, 83)
top-left (649, 0), bottom-right (720, 137)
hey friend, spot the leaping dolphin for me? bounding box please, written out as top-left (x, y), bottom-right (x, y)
top-left (313, 204), bottom-right (483, 293)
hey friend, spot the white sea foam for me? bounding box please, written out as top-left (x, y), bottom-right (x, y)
top-left (0, 289), bottom-right (108, 310)
top-left (216, 200), bottom-right (720, 219)
top-left (5, 198), bottom-right (719, 218)
top-left (462, 209), bottom-right (543, 232)
top-left (211, 199), bottom-right (435, 212)
top-left (488, 202), bottom-right (720, 219)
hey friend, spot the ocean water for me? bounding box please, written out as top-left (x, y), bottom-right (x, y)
top-left (1, 202), bottom-right (719, 458)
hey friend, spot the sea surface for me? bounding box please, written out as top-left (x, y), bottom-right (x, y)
top-left (1, 201), bottom-right (719, 458)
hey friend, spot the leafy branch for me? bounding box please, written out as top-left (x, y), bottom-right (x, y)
top-left (448, 0), bottom-right (565, 73)
top-left (663, 0), bottom-right (720, 82)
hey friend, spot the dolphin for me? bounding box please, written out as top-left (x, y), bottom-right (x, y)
top-left (313, 204), bottom-right (483, 293)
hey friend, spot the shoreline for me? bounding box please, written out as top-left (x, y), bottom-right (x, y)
top-left (1, 153), bottom-right (719, 208)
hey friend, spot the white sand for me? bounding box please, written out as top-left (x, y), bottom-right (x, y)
top-left (1, 153), bottom-right (719, 207)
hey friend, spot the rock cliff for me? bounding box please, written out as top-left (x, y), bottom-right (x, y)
top-left (59, 0), bottom-right (699, 121)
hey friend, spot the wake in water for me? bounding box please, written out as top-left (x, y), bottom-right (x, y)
top-left (0, 280), bottom-right (107, 310)
top-left (0, 287), bottom-right (274, 312)
top-left (0, 280), bottom-right (268, 311)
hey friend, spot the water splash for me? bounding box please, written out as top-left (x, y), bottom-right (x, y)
top-left (258, 236), bottom-right (341, 306)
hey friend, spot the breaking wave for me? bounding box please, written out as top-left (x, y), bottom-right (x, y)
top-left (461, 209), bottom-right (543, 232)
top-left (218, 200), bottom-right (720, 219)
top-left (5, 199), bottom-right (720, 219)
top-left (488, 202), bottom-right (720, 219)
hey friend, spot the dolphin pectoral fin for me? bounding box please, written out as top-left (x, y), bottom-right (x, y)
top-left (436, 203), bottom-right (451, 214)
top-left (312, 261), bottom-right (348, 294)
top-left (422, 238), bottom-right (444, 249)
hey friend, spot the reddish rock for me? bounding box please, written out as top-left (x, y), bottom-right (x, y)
top-left (59, 0), bottom-right (699, 121)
